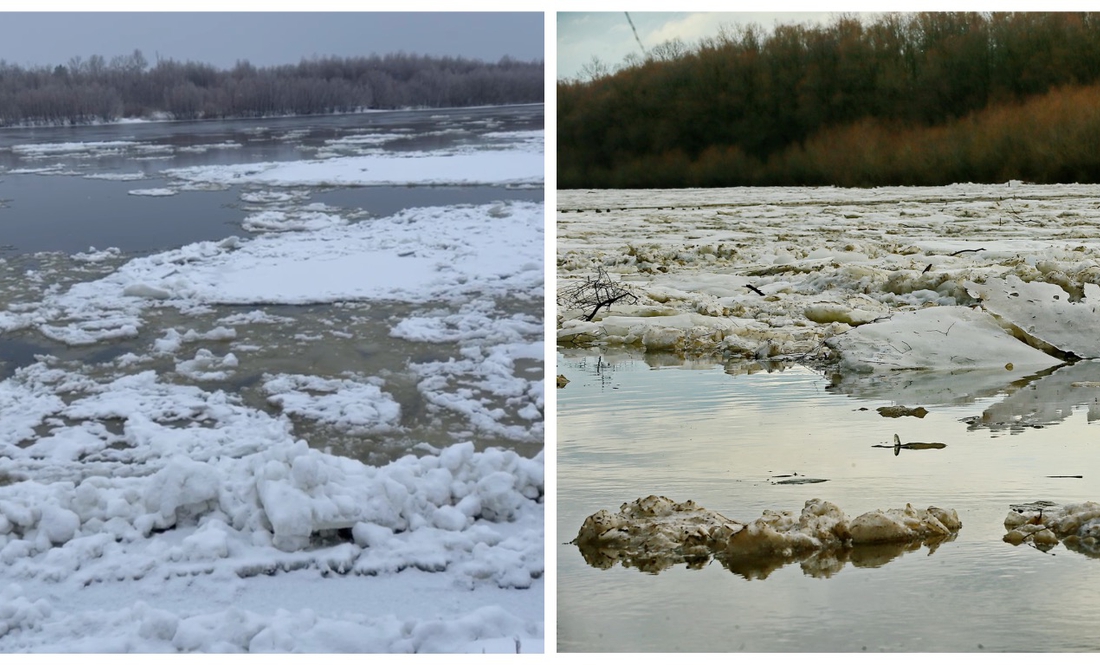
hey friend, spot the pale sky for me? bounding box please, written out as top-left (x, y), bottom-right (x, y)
top-left (558, 12), bottom-right (852, 80)
top-left (0, 12), bottom-right (544, 70)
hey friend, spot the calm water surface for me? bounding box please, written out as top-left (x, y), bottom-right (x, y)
top-left (557, 348), bottom-right (1100, 652)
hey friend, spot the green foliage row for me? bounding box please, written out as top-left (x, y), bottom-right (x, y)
top-left (559, 12), bottom-right (1100, 188)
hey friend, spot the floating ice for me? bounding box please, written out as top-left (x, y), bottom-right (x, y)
top-left (0, 115), bottom-right (545, 652)
top-left (164, 149), bottom-right (543, 188)
top-left (83, 172), bottom-right (146, 181)
top-left (965, 360), bottom-right (1100, 432)
top-left (826, 306), bottom-right (1062, 372)
top-left (23, 201), bottom-right (541, 345)
top-left (967, 275), bottom-right (1100, 358)
top-left (261, 373), bottom-right (401, 434)
top-left (11, 140), bottom-right (139, 157)
top-left (128, 188), bottom-right (177, 197)
top-left (1004, 501), bottom-right (1100, 556)
top-left (574, 495), bottom-right (961, 578)
top-left (241, 210), bottom-right (345, 233)
top-left (175, 349), bottom-right (239, 381)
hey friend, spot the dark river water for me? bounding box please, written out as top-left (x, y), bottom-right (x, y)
top-left (0, 104), bottom-right (543, 255)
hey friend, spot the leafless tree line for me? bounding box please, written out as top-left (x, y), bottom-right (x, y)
top-left (560, 12), bottom-right (1100, 188)
top-left (0, 49), bottom-right (543, 126)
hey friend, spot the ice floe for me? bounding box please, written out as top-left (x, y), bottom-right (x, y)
top-left (10, 141), bottom-right (138, 158)
top-left (968, 275), bottom-right (1100, 358)
top-left (1004, 501), bottom-right (1100, 557)
top-left (826, 306), bottom-right (1062, 372)
top-left (164, 150), bottom-right (543, 188)
top-left (573, 495), bottom-right (960, 578)
top-left (16, 201), bottom-right (541, 345)
top-left (261, 373), bottom-right (402, 434)
top-left (128, 188), bottom-right (177, 197)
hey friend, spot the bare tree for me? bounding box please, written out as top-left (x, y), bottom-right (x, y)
top-left (558, 266), bottom-right (639, 321)
top-left (579, 56), bottom-right (610, 82)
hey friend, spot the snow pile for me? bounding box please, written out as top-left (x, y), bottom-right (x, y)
top-left (574, 495), bottom-right (960, 577)
top-left (1004, 501), bottom-right (1100, 557)
top-left (0, 360), bottom-right (543, 651)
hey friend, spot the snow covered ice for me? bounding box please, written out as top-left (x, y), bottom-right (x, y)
top-left (0, 120), bottom-right (544, 652)
top-left (558, 183), bottom-right (1100, 408)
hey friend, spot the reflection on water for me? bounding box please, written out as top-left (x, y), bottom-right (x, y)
top-left (558, 347), bottom-right (1100, 652)
top-left (718, 536), bottom-right (956, 581)
top-left (829, 357), bottom-right (1100, 435)
top-left (969, 360), bottom-right (1100, 433)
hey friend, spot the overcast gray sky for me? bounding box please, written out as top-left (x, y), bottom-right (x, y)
top-left (559, 12), bottom-right (847, 80)
top-left (0, 12), bottom-right (544, 70)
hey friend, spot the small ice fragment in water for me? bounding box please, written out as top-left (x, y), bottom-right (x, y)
top-left (1003, 501), bottom-right (1100, 556)
top-left (876, 405), bottom-right (929, 418)
top-left (573, 496), bottom-right (961, 576)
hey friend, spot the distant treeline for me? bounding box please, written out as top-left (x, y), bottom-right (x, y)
top-left (0, 50), bottom-right (543, 126)
top-left (559, 12), bottom-right (1100, 188)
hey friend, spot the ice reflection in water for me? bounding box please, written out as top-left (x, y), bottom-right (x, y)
top-left (558, 347), bottom-right (1100, 652)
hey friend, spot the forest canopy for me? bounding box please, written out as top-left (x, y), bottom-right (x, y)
top-left (0, 49), bottom-right (543, 126)
top-left (558, 12), bottom-right (1100, 188)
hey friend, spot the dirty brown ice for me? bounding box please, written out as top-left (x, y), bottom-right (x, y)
top-left (573, 495), bottom-right (962, 578)
top-left (1003, 501), bottom-right (1100, 557)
